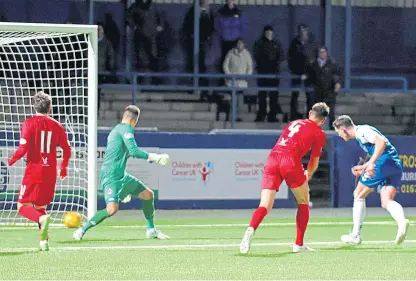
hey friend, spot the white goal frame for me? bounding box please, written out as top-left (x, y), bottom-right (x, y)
top-left (0, 22), bottom-right (98, 221)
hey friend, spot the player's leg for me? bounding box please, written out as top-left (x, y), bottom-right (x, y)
top-left (380, 170), bottom-right (409, 244)
top-left (74, 202), bottom-right (118, 240)
top-left (73, 181), bottom-right (121, 240)
top-left (17, 183), bottom-right (47, 223)
top-left (17, 202), bottom-right (45, 223)
top-left (31, 204), bottom-right (50, 251)
top-left (290, 181), bottom-right (309, 245)
top-left (21, 181), bottom-right (55, 251)
top-left (281, 159), bottom-right (314, 253)
top-left (123, 174), bottom-right (169, 239)
top-left (240, 156), bottom-right (281, 254)
top-left (240, 189), bottom-right (277, 254)
top-left (341, 179), bottom-right (374, 244)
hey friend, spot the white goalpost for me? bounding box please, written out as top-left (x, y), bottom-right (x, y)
top-left (0, 22), bottom-right (97, 225)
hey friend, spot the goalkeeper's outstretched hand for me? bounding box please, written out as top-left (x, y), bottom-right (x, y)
top-left (147, 153), bottom-right (170, 166)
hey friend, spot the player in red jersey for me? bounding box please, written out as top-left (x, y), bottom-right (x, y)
top-left (8, 91), bottom-right (72, 251)
top-left (240, 102), bottom-right (329, 254)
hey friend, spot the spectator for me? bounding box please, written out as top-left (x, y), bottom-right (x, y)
top-left (97, 23), bottom-right (116, 112)
top-left (126, 0), bottom-right (164, 73)
top-left (215, 0), bottom-right (247, 71)
top-left (104, 13), bottom-right (120, 57)
top-left (304, 46), bottom-right (343, 129)
top-left (182, 0), bottom-right (214, 98)
top-left (253, 25), bottom-right (284, 123)
top-left (288, 23), bottom-right (318, 121)
top-left (221, 38), bottom-right (253, 121)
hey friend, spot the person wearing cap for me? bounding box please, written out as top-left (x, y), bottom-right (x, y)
top-left (304, 46), bottom-right (343, 129)
top-left (253, 25), bottom-right (285, 123)
top-left (288, 23), bottom-right (319, 121)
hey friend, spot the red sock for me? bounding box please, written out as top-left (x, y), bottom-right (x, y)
top-left (249, 207), bottom-right (268, 230)
top-left (18, 206), bottom-right (43, 223)
top-left (296, 204), bottom-right (310, 246)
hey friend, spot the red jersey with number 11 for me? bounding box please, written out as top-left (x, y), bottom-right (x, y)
top-left (8, 115), bottom-right (72, 183)
top-left (271, 119), bottom-right (326, 160)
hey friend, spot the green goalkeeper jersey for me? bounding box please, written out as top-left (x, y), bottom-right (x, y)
top-left (100, 123), bottom-right (149, 181)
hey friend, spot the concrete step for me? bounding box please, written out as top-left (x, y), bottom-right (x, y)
top-left (101, 100), bottom-right (213, 113)
top-left (212, 120), bottom-right (287, 130)
top-left (374, 124), bottom-right (407, 135)
top-left (364, 93), bottom-right (416, 105)
top-left (101, 100), bottom-right (171, 112)
top-left (101, 110), bottom-right (120, 120)
top-left (353, 115), bottom-right (409, 125)
top-left (141, 111), bottom-right (193, 121)
top-left (137, 119), bottom-right (212, 132)
top-left (193, 111), bottom-right (217, 121)
top-left (171, 102), bottom-right (211, 112)
top-left (335, 104), bottom-right (390, 116)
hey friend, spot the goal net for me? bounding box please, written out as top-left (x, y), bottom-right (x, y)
top-left (0, 23), bottom-right (98, 225)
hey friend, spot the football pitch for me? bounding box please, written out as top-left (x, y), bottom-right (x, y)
top-left (0, 209), bottom-right (415, 280)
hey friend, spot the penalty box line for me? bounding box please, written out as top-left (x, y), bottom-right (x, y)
top-left (1, 240), bottom-right (416, 252)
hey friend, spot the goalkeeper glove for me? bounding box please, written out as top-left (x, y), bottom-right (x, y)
top-left (122, 194), bottom-right (132, 203)
top-left (147, 153), bottom-right (170, 166)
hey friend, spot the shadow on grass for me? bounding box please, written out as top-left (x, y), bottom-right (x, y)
top-left (0, 251), bottom-right (36, 256)
top-left (235, 252), bottom-right (293, 258)
top-left (56, 238), bottom-right (147, 244)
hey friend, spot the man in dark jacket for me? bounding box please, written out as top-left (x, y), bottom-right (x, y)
top-left (104, 13), bottom-right (120, 57)
top-left (305, 46), bottom-right (343, 128)
top-left (182, 0), bottom-right (214, 97)
top-left (288, 24), bottom-right (318, 121)
top-left (126, 0), bottom-right (163, 72)
top-left (215, 0), bottom-right (247, 70)
top-left (253, 25), bottom-right (284, 122)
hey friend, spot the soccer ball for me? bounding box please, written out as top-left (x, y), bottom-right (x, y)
top-left (63, 212), bottom-right (81, 228)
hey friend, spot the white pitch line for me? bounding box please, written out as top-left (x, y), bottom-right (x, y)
top-left (110, 221), bottom-right (401, 228)
top-left (0, 221), bottom-right (407, 230)
top-left (1, 240), bottom-right (416, 253)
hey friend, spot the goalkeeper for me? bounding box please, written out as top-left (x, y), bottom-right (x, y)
top-left (73, 105), bottom-right (170, 240)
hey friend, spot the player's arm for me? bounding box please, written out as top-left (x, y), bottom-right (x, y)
top-left (307, 132), bottom-right (326, 181)
top-left (58, 126), bottom-right (72, 180)
top-left (122, 130), bottom-right (149, 160)
top-left (8, 120), bottom-right (30, 166)
top-left (351, 155), bottom-right (370, 177)
top-left (359, 127), bottom-right (386, 176)
top-left (122, 129), bottom-right (169, 166)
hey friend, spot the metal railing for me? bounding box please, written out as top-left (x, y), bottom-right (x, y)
top-left (98, 71), bottom-right (411, 128)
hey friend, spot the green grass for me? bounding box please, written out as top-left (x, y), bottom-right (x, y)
top-left (0, 216), bottom-right (415, 280)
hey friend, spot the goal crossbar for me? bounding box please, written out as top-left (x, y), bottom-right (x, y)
top-left (0, 22), bottom-right (97, 35)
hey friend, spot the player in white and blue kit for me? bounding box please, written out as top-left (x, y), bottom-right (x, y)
top-left (333, 115), bottom-right (409, 245)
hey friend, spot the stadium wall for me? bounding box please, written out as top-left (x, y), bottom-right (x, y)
top-left (1, 131), bottom-right (416, 209)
